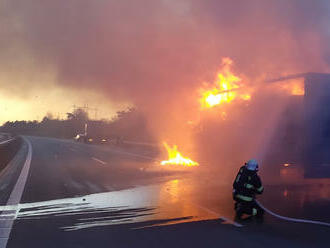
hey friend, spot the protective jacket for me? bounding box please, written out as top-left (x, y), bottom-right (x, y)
top-left (233, 166), bottom-right (264, 202)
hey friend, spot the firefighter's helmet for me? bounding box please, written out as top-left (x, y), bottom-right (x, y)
top-left (246, 159), bottom-right (259, 171)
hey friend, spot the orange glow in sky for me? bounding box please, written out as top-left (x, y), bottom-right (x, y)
top-left (0, 87), bottom-right (125, 124)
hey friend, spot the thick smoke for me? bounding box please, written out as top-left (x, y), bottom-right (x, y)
top-left (1, 0), bottom-right (330, 166)
top-left (3, 0), bottom-right (330, 97)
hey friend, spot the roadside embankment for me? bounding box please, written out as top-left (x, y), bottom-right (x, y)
top-left (0, 136), bottom-right (23, 173)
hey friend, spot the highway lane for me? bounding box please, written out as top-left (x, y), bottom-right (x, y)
top-left (20, 136), bottom-right (182, 201)
top-left (1, 136), bottom-right (329, 247)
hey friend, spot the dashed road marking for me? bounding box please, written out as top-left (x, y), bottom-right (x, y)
top-left (0, 139), bottom-right (15, 146)
top-left (91, 157), bottom-right (107, 165)
top-left (73, 144), bottom-right (242, 227)
top-left (70, 142), bottom-right (159, 162)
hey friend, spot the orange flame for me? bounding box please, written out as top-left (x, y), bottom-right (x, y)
top-left (161, 142), bottom-right (199, 167)
top-left (200, 57), bottom-right (251, 108)
top-left (290, 81), bottom-right (305, 96)
top-left (278, 78), bottom-right (305, 96)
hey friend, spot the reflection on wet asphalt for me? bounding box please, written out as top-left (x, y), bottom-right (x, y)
top-left (5, 167), bottom-right (330, 231)
top-left (4, 136), bottom-right (330, 248)
top-left (260, 183), bottom-right (330, 222)
top-left (1, 181), bottom-right (218, 231)
top-left (257, 165), bottom-right (330, 223)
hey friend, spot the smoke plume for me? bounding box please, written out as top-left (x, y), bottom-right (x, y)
top-left (2, 0), bottom-right (330, 165)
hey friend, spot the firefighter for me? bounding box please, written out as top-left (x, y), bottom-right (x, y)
top-left (233, 159), bottom-right (264, 219)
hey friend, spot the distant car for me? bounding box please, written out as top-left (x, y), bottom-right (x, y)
top-left (74, 134), bottom-right (110, 144)
top-left (74, 134), bottom-right (92, 143)
top-left (100, 137), bottom-right (111, 144)
top-left (91, 137), bottom-right (110, 144)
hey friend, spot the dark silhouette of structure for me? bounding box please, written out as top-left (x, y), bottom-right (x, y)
top-left (268, 73), bottom-right (330, 177)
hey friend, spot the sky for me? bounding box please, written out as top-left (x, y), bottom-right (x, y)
top-left (1, 0), bottom-right (330, 127)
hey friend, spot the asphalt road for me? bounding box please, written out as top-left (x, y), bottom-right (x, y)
top-left (0, 136), bottom-right (329, 247)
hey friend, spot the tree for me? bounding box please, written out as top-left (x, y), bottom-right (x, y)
top-left (66, 108), bottom-right (89, 121)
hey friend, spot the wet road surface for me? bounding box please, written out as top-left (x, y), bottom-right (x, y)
top-left (0, 136), bottom-right (329, 247)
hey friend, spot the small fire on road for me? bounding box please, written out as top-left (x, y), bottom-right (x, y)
top-left (161, 142), bottom-right (199, 167)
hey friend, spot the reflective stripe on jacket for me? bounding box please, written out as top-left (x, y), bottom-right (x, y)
top-left (233, 166), bottom-right (263, 201)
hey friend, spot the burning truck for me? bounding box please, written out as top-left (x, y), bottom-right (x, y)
top-left (159, 57), bottom-right (306, 171)
top-left (160, 57), bottom-right (330, 180)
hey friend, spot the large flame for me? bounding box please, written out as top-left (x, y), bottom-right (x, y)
top-left (161, 142), bottom-right (199, 167)
top-left (200, 57), bottom-right (251, 108)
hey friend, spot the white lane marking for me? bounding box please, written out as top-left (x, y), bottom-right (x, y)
top-left (192, 202), bottom-right (243, 227)
top-left (69, 142), bottom-right (241, 227)
top-left (75, 145), bottom-right (242, 227)
top-left (0, 137), bottom-right (33, 247)
top-left (0, 139), bottom-right (15, 146)
top-left (165, 189), bottom-right (243, 227)
top-left (256, 200), bottom-right (330, 228)
top-left (91, 157), bottom-right (107, 165)
top-left (71, 143), bottom-right (159, 162)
